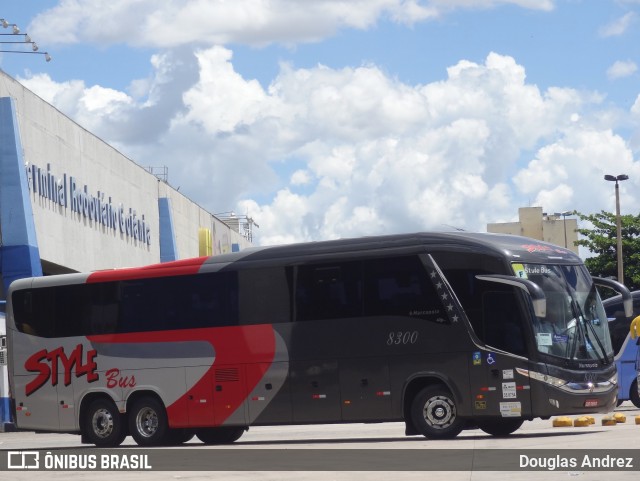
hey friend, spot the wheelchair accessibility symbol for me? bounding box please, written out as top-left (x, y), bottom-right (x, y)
top-left (486, 353), bottom-right (496, 365)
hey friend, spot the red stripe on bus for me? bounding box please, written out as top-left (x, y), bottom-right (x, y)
top-left (89, 325), bottom-right (277, 428)
top-left (86, 257), bottom-right (209, 283)
top-left (167, 324), bottom-right (277, 427)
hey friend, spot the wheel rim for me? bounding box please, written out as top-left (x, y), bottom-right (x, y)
top-left (136, 406), bottom-right (159, 438)
top-left (92, 408), bottom-right (114, 439)
top-left (423, 395), bottom-right (456, 430)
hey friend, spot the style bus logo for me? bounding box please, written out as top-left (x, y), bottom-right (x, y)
top-left (24, 344), bottom-right (98, 396)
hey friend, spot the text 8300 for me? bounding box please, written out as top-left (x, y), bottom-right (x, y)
top-left (386, 331), bottom-right (419, 346)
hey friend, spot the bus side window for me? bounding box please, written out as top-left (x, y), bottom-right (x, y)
top-left (295, 262), bottom-right (362, 321)
top-left (238, 267), bottom-right (292, 325)
top-left (364, 255), bottom-right (442, 319)
top-left (85, 283), bottom-right (119, 335)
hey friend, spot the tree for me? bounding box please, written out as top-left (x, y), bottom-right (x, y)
top-left (574, 210), bottom-right (640, 292)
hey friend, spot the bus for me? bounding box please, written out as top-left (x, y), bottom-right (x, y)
top-left (0, 300), bottom-right (11, 431)
top-left (603, 291), bottom-right (640, 407)
top-left (5, 232), bottom-right (632, 447)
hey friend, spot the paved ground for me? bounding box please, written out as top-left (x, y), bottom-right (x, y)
top-left (0, 402), bottom-right (639, 480)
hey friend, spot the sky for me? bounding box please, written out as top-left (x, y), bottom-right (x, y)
top-left (1, 0), bottom-right (640, 248)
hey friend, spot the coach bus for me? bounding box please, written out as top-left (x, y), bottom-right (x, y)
top-left (603, 291), bottom-right (640, 407)
top-left (5, 232), bottom-right (632, 447)
top-left (0, 300), bottom-right (10, 431)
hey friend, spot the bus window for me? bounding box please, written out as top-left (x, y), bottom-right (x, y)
top-left (295, 262), bottom-right (362, 321)
top-left (364, 255), bottom-right (443, 321)
top-left (238, 267), bottom-right (293, 325)
top-left (119, 272), bottom-right (239, 332)
top-left (12, 289), bottom-right (54, 337)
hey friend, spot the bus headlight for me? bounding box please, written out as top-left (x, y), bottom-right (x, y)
top-left (526, 370), bottom-right (568, 388)
top-left (517, 368), bottom-right (616, 393)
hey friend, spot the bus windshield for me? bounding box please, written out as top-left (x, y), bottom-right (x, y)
top-left (512, 263), bottom-right (613, 363)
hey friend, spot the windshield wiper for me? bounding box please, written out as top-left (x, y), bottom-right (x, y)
top-left (570, 298), bottom-right (610, 365)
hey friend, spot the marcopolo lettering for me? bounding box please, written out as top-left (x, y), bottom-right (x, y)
top-left (26, 162), bottom-right (151, 246)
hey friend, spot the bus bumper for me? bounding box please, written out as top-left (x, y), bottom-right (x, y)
top-left (534, 383), bottom-right (617, 416)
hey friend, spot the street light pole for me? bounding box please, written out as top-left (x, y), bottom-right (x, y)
top-left (604, 174), bottom-right (629, 284)
top-left (0, 18), bottom-right (51, 61)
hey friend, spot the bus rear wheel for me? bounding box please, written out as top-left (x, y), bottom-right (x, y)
top-left (196, 426), bottom-right (246, 444)
top-left (476, 418), bottom-right (524, 437)
top-left (410, 385), bottom-right (465, 439)
top-left (83, 398), bottom-right (127, 447)
top-left (128, 396), bottom-right (169, 446)
top-left (165, 429), bottom-right (195, 445)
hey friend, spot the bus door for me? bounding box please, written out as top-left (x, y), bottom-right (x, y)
top-left (469, 290), bottom-right (532, 420)
top-left (469, 349), bottom-right (532, 419)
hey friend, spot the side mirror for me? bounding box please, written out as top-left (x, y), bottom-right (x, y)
top-left (593, 277), bottom-right (633, 318)
top-left (475, 274), bottom-right (546, 318)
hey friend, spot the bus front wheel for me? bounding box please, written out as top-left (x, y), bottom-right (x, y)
top-left (410, 385), bottom-right (465, 439)
top-left (128, 396), bottom-right (169, 446)
top-left (83, 398), bottom-right (127, 447)
top-left (476, 418), bottom-right (524, 437)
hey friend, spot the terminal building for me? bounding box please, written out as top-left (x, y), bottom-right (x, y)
top-left (0, 69), bottom-right (253, 429)
top-left (0, 69), bottom-right (253, 295)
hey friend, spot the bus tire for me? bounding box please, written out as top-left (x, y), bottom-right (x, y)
top-left (165, 429), bottom-right (195, 445)
top-left (476, 418), bottom-right (524, 437)
top-left (128, 396), bottom-right (169, 446)
top-left (630, 379), bottom-right (640, 409)
top-left (83, 398), bottom-right (127, 447)
top-left (196, 426), bottom-right (246, 444)
top-left (410, 385), bottom-right (465, 439)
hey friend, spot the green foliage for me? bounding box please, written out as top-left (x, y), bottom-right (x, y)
top-left (574, 210), bottom-right (640, 292)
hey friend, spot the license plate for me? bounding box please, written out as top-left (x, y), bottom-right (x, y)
top-left (584, 399), bottom-right (599, 407)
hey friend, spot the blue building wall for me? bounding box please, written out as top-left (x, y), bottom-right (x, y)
top-left (158, 197), bottom-right (178, 262)
top-left (0, 97), bottom-right (43, 292)
top-left (0, 97), bottom-right (43, 430)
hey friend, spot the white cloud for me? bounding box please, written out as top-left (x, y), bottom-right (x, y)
top-left (29, 0), bottom-right (555, 47)
top-left (18, 48), bottom-right (639, 246)
top-left (291, 170), bottom-right (312, 186)
top-left (599, 12), bottom-right (636, 37)
top-left (179, 47), bottom-right (272, 133)
top-left (514, 127), bottom-right (640, 214)
top-left (607, 60), bottom-right (638, 80)
top-left (632, 94), bottom-right (640, 117)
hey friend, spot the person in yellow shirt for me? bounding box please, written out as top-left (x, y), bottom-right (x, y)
top-left (631, 315), bottom-right (640, 339)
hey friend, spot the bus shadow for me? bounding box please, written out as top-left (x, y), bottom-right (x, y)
top-left (233, 430), bottom-right (601, 446)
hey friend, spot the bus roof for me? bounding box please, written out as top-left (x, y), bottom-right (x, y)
top-left (8, 232), bottom-right (582, 289)
top-left (225, 232), bottom-right (581, 265)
